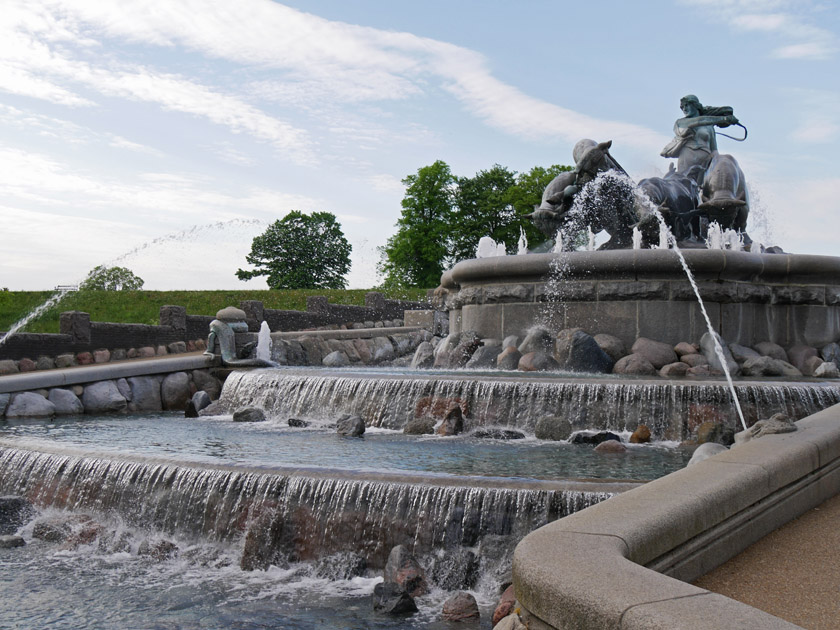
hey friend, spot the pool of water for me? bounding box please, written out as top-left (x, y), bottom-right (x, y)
top-left (0, 413), bottom-right (691, 481)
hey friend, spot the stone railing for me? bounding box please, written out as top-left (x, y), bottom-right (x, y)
top-left (512, 403), bottom-right (840, 629)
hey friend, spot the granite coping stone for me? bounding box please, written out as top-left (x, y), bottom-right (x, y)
top-left (0, 353), bottom-right (215, 394)
top-left (513, 402), bottom-right (840, 630)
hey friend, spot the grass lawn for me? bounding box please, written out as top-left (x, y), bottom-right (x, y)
top-left (0, 288), bottom-right (429, 334)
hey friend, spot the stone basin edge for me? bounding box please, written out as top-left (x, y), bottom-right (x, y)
top-left (512, 402), bottom-right (840, 629)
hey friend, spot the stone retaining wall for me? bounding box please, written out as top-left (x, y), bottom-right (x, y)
top-left (0, 292), bottom-right (430, 366)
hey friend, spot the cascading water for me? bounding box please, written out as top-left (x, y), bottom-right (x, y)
top-left (217, 369), bottom-right (839, 439)
top-left (0, 218), bottom-right (264, 348)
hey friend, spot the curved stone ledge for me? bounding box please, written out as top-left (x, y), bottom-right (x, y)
top-left (449, 250), bottom-right (840, 287)
top-left (443, 251), bottom-right (840, 347)
top-left (513, 403), bottom-right (840, 629)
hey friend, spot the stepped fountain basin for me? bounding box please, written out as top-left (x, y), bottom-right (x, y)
top-left (218, 367), bottom-right (840, 441)
top-left (440, 249), bottom-right (840, 348)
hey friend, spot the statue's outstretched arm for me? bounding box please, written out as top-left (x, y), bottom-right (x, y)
top-left (682, 114), bottom-right (739, 130)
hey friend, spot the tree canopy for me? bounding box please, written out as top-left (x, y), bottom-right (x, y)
top-left (378, 160), bottom-right (455, 289)
top-left (80, 265), bottom-right (145, 291)
top-left (236, 211), bottom-right (352, 289)
top-left (379, 161), bottom-right (572, 288)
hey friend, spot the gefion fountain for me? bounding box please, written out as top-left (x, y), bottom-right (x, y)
top-left (2, 95), bottom-right (840, 629)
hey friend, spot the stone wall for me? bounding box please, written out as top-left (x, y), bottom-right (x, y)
top-left (0, 292), bottom-right (430, 365)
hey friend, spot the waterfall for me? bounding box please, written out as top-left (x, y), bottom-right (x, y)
top-left (218, 369), bottom-right (840, 440)
top-left (0, 444), bottom-right (613, 570)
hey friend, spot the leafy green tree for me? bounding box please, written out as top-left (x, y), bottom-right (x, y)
top-left (236, 211), bottom-right (352, 289)
top-left (80, 265), bottom-right (145, 291)
top-left (451, 164), bottom-right (518, 261)
top-left (507, 164), bottom-right (574, 247)
top-left (378, 160), bottom-right (455, 288)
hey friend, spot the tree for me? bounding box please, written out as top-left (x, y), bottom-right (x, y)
top-left (80, 265), bottom-right (145, 291)
top-left (451, 164), bottom-right (518, 262)
top-left (378, 160), bottom-right (455, 288)
top-left (236, 211), bottom-right (352, 289)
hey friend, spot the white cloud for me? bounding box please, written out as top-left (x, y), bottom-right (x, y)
top-left (787, 89), bottom-right (840, 144)
top-left (3, 0), bottom-right (667, 154)
top-left (679, 0), bottom-right (837, 60)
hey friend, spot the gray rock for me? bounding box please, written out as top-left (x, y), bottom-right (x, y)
top-left (161, 372), bottom-right (191, 410)
top-left (465, 345), bottom-right (501, 369)
top-left (518, 326), bottom-right (554, 355)
top-left (0, 496), bottom-right (35, 535)
top-left (699, 332), bottom-right (740, 376)
top-left (127, 376), bottom-right (163, 411)
top-left (613, 353), bottom-right (656, 376)
top-left (787, 345), bottom-right (818, 373)
top-left (55, 353), bottom-right (76, 368)
top-left (777, 360), bottom-right (803, 378)
top-left (185, 390), bottom-right (212, 417)
top-left (111, 348), bottom-right (127, 361)
top-left (410, 342), bottom-right (435, 369)
top-left (323, 350), bottom-right (350, 367)
top-left (729, 343), bottom-right (761, 363)
top-left (754, 341), bottom-right (788, 362)
top-left (556, 329), bottom-right (614, 373)
top-left (518, 351), bottom-right (560, 372)
top-left (436, 406), bottom-right (464, 436)
top-left (570, 431), bottom-right (621, 445)
top-left (448, 331), bottom-right (482, 368)
top-left (233, 407), bottom-right (266, 423)
top-left (432, 333), bottom-right (459, 367)
top-left (116, 378), bottom-right (132, 402)
top-left (481, 338), bottom-right (501, 348)
top-left (594, 333), bottom-right (627, 362)
top-left (594, 440), bottom-right (627, 453)
top-left (496, 347), bottom-right (522, 370)
top-left (35, 356), bottom-right (55, 370)
top-left (820, 342), bottom-right (840, 368)
top-left (47, 388), bottom-right (84, 415)
top-left (192, 370), bottom-right (222, 400)
top-left (814, 361), bottom-right (840, 378)
top-left (673, 342), bottom-right (699, 357)
top-left (191, 390), bottom-right (211, 412)
top-left (6, 392), bottom-right (56, 418)
top-left (403, 417), bottom-right (436, 435)
top-left (659, 362), bottom-right (689, 378)
top-left (372, 582), bottom-right (417, 615)
top-left (535, 416), bottom-right (572, 441)
top-left (336, 414), bottom-right (365, 437)
top-left (631, 337), bottom-right (677, 369)
top-left (384, 545), bottom-right (427, 597)
top-left (167, 341), bottom-right (187, 354)
top-left (0, 534), bottom-right (25, 548)
top-left (741, 355), bottom-right (786, 377)
top-left (373, 344), bottom-right (396, 364)
top-left (687, 442), bottom-right (728, 466)
top-left (0, 360), bottom-right (19, 376)
top-left (502, 335), bottom-right (520, 349)
top-left (442, 591), bottom-right (480, 622)
top-left (680, 353), bottom-right (708, 367)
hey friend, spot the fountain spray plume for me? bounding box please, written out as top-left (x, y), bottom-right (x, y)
top-left (637, 194), bottom-right (747, 430)
top-left (0, 218), bottom-right (266, 348)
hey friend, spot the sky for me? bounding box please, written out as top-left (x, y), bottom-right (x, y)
top-left (0, 0), bottom-right (838, 290)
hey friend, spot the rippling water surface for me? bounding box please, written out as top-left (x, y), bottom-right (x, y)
top-left (0, 413), bottom-right (690, 481)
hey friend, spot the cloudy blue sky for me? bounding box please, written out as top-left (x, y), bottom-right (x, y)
top-left (1, 0), bottom-right (837, 290)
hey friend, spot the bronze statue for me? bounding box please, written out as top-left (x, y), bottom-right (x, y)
top-left (661, 94), bottom-right (741, 176)
top-left (528, 95), bottom-right (752, 248)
